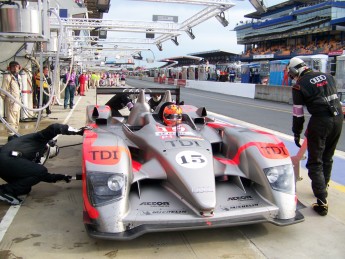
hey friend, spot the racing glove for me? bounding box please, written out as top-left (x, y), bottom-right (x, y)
top-left (52, 174), bottom-right (72, 183)
top-left (294, 134), bottom-right (301, 148)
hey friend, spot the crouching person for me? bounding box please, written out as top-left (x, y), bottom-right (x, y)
top-left (0, 123), bottom-right (86, 205)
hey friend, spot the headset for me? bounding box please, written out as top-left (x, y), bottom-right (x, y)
top-left (288, 62), bottom-right (306, 78)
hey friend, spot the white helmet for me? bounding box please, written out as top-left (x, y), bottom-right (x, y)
top-left (287, 57), bottom-right (308, 78)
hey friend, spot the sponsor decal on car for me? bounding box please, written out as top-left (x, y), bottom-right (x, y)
top-left (141, 210), bottom-right (188, 215)
top-left (83, 132), bottom-right (130, 165)
top-left (227, 195), bottom-right (253, 201)
top-left (165, 140), bottom-right (201, 148)
top-left (139, 202), bottom-right (170, 207)
top-left (215, 142), bottom-right (290, 165)
top-left (155, 125), bottom-right (195, 139)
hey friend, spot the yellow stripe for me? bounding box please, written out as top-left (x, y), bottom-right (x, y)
top-left (329, 181), bottom-right (345, 193)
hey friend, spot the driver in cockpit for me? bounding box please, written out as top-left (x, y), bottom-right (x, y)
top-left (162, 104), bottom-right (182, 126)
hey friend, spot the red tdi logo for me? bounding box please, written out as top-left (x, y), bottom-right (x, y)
top-left (259, 143), bottom-right (289, 159)
top-left (83, 146), bottom-right (129, 165)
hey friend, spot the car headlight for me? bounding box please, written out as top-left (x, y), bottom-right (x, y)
top-left (263, 164), bottom-right (294, 194)
top-left (108, 174), bottom-right (125, 192)
top-left (87, 172), bottom-right (126, 206)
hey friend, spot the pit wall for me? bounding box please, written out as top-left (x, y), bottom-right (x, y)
top-left (130, 76), bottom-right (293, 104)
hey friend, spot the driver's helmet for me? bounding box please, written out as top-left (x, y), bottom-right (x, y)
top-left (163, 104), bottom-right (182, 126)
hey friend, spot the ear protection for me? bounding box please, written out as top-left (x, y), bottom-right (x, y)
top-left (288, 62), bottom-right (306, 78)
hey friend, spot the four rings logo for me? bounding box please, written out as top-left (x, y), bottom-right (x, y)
top-left (310, 75), bottom-right (326, 84)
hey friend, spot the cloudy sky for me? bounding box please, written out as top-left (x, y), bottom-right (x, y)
top-left (103, 0), bottom-right (286, 67)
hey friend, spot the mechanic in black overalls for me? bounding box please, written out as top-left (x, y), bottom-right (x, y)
top-left (288, 57), bottom-right (343, 216)
top-left (148, 93), bottom-right (162, 112)
top-left (105, 94), bottom-right (134, 116)
top-left (0, 123), bottom-right (85, 205)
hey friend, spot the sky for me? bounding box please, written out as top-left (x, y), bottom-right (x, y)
top-left (103, 0), bottom-right (286, 67)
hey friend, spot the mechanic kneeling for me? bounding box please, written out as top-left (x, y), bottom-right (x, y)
top-left (0, 123), bottom-right (85, 206)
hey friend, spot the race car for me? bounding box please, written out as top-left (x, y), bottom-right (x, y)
top-left (82, 88), bottom-right (304, 240)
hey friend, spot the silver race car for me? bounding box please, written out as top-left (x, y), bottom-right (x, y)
top-left (82, 88), bottom-right (304, 240)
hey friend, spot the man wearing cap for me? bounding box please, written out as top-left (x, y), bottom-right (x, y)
top-left (0, 61), bottom-right (22, 141)
top-left (287, 57), bottom-right (343, 216)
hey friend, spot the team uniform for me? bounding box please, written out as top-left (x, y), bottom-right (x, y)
top-left (0, 123), bottom-right (84, 205)
top-left (292, 69), bottom-right (343, 215)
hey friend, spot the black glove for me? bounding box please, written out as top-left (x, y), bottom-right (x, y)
top-left (66, 126), bottom-right (86, 136)
top-left (53, 174), bottom-right (72, 183)
top-left (294, 134), bottom-right (301, 148)
top-left (63, 175), bottom-right (72, 183)
top-left (76, 126), bottom-right (89, 136)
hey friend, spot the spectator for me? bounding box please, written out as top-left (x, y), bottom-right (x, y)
top-left (0, 61), bottom-right (22, 142)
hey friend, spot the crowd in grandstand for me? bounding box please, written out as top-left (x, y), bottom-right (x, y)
top-left (242, 39), bottom-right (345, 57)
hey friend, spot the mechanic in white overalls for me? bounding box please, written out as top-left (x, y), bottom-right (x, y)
top-left (0, 61), bottom-right (22, 142)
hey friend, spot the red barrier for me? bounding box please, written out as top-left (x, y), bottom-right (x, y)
top-left (168, 78), bottom-right (174, 85)
top-left (177, 79), bottom-right (186, 87)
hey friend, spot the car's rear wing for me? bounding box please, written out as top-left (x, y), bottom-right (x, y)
top-left (96, 87), bottom-right (181, 105)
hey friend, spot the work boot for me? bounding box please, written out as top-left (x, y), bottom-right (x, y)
top-left (312, 199), bottom-right (328, 216)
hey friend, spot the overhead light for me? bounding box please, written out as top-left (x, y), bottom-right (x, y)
top-left (249, 0), bottom-right (267, 14)
top-left (156, 42), bottom-right (163, 51)
top-left (185, 28), bottom-right (195, 40)
top-left (171, 36), bottom-right (179, 46)
top-left (146, 29), bottom-right (155, 39)
top-left (133, 52), bottom-right (143, 60)
top-left (215, 12), bottom-right (229, 27)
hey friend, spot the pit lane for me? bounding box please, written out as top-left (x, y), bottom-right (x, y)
top-left (0, 82), bottom-right (344, 258)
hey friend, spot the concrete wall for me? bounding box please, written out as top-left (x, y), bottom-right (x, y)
top-left (255, 84), bottom-right (293, 104)
top-left (128, 76), bottom-right (292, 104)
top-left (186, 80), bottom-right (256, 99)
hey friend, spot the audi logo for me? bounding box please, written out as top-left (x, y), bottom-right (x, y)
top-left (310, 75), bottom-right (327, 84)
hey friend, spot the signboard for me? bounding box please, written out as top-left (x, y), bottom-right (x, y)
top-left (253, 54), bottom-right (274, 59)
top-left (153, 15), bottom-right (178, 23)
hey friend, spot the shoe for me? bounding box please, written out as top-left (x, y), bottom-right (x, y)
top-left (64, 106), bottom-right (67, 109)
top-left (46, 109), bottom-right (52, 115)
top-left (312, 199), bottom-right (328, 216)
top-left (0, 189), bottom-right (22, 205)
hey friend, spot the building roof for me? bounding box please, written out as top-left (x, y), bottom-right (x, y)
top-left (245, 0), bottom-right (310, 19)
top-left (188, 50), bottom-right (239, 57)
top-left (158, 56), bottom-right (202, 63)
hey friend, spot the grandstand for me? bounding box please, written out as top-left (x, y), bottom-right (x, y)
top-left (234, 0), bottom-right (345, 62)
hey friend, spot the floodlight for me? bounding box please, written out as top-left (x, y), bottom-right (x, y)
top-left (156, 43), bottom-right (163, 51)
top-left (215, 12), bottom-right (229, 27)
top-left (185, 28), bottom-right (195, 40)
top-left (249, 0), bottom-right (267, 13)
top-left (171, 36), bottom-right (179, 46)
